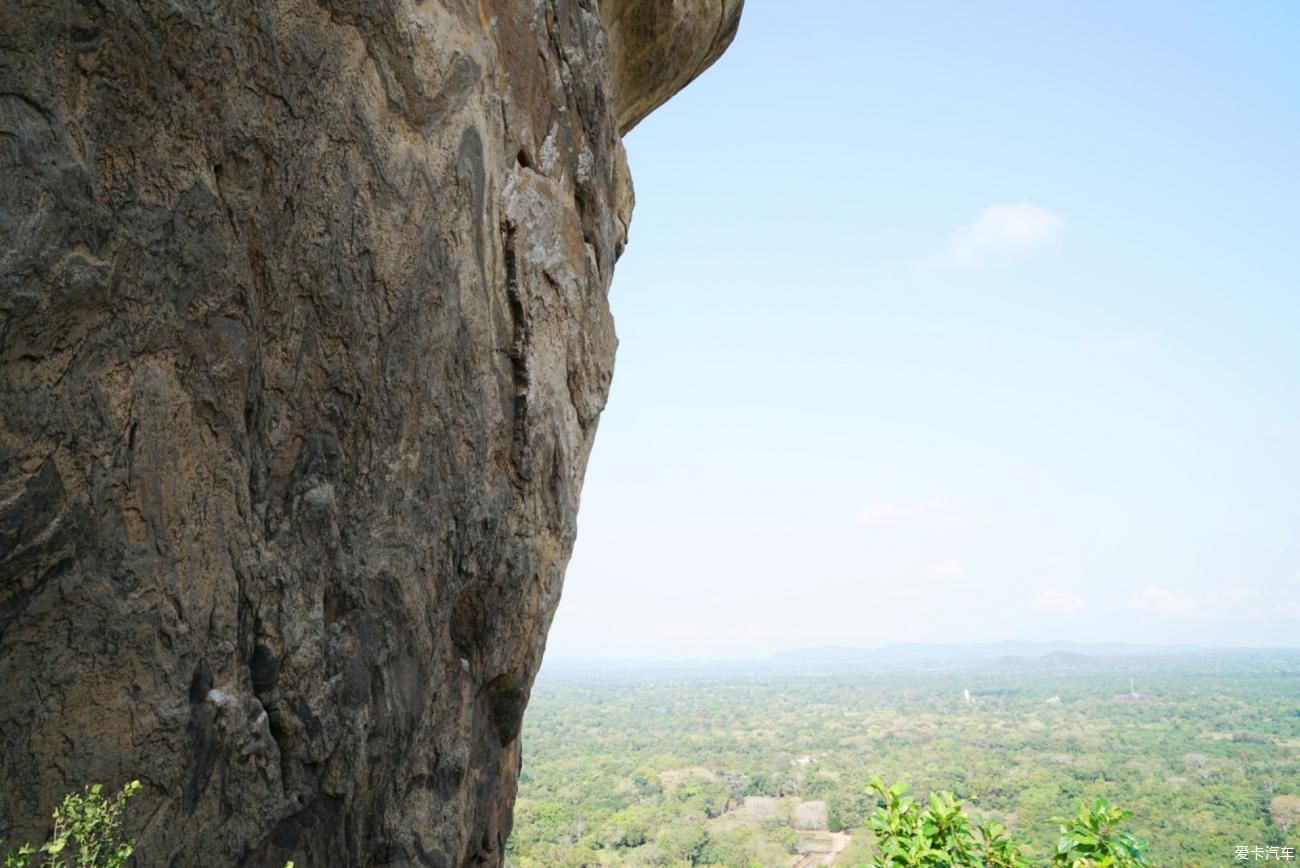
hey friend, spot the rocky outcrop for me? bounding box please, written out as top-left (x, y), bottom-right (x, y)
top-left (599, 0), bottom-right (743, 133)
top-left (0, 1), bottom-right (739, 865)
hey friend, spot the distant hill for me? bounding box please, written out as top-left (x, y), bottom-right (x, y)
top-left (539, 642), bottom-right (1295, 678)
top-left (765, 641), bottom-right (1204, 669)
top-left (990, 650), bottom-right (1095, 670)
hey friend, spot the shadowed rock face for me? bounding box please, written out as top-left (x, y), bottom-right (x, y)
top-left (0, 1), bottom-right (739, 865)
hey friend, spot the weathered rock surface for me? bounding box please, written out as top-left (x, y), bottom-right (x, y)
top-left (0, 1), bottom-right (739, 865)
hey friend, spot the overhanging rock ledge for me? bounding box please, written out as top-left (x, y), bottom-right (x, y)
top-left (0, 1), bottom-right (740, 864)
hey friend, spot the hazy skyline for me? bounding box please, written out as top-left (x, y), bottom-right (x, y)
top-left (546, 0), bottom-right (1300, 660)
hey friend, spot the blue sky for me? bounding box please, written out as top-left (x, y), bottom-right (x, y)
top-left (546, 1), bottom-right (1300, 659)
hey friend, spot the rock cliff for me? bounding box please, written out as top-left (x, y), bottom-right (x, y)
top-left (0, 1), bottom-right (740, 864)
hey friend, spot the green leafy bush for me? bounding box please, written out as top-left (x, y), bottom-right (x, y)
top-left (1050, 798), bottom-right (1151, 867)
top-left (3, 781), bottom-right (140, 868)
top-left (867, 777), bottom-right (1150, 867)
top-left (867, 777), bottom-right (1031, 867)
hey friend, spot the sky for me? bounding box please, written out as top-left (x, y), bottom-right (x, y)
top-left (545, 0), bottom-right (1300, 660)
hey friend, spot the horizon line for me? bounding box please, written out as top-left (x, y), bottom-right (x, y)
top-left (541, 640), bottom-right (1300, 668)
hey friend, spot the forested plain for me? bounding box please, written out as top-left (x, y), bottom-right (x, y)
top-left (505, 651), bottom-right (1300, 867)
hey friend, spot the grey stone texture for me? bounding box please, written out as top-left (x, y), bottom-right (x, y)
top-left (0, 0), bottom-right (739, 864)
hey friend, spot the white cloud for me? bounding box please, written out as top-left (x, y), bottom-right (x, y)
top-left (1032, 591), bottom-right (1087, 614)
top-left (1128, 587), bottom-right (1200, 616)
top-left (926, 559), bottom-right (969, 580)
top-left (944, 202), bottom-right (1065, 268)
top-left (853, 498), bottom-right (938, 530)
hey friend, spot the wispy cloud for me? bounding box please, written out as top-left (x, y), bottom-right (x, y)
top-left (853, 498), bottom-right (940, 530)
top-left (942, 202), bottom-right (1065, 268)
top-left (1128, 587), bottom-right (1200, 616)
top-left (1032, 591), bottom-right (1087, 614)
top-left (926, 559), bottom-right (969, 580)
